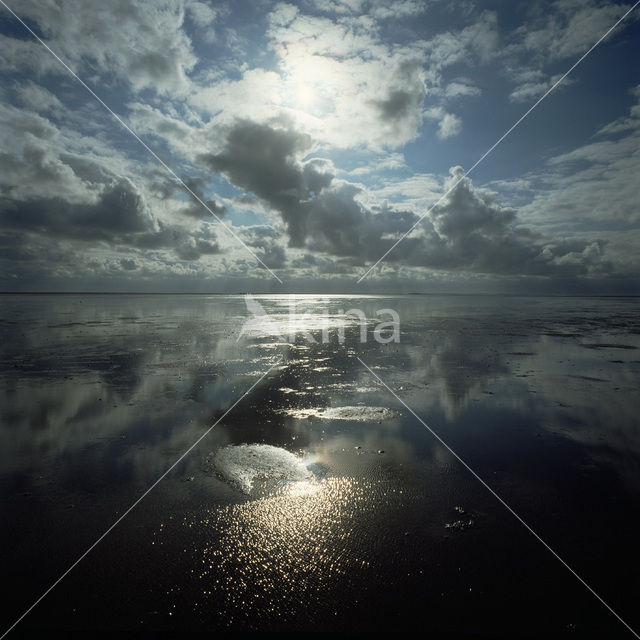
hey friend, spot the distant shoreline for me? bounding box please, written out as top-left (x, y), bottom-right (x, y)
top-left (1, 291), bottom-right (639, 298)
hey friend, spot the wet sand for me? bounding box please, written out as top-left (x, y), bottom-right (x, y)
top-left (1, 294), bottom-right (639, 635)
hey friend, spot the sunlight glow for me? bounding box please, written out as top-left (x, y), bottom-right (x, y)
top-left (295, 83), bottom-right (316, 108)
top-left (282, 54), bottom-right (338, 117)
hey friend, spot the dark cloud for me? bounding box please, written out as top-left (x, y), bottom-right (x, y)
top-left (414, 168), bottom-right (612, 277)
top-left (0, 186), bottom-right (221, 265)
top-left (0, 230), bottom-right (91, 285)
top-left (179, 175), bottom-right (227, 219)
top-left (120, 257), bottom-right (138, 271)
top-left (371, 59), bottom-right (426, 140)
top-left (202, 120), bottom-right (332, 244)
top-left (241, 225), bottom-right (287, 269)
top-left (173, 236), bottom-right (220, 261)
top-left (201, 120), bottom-right (412, 261)
top-left (0, 176), bottom-right (157, 241)
top-left (131, 223), bottom-right (220, 260)
top-left (0, 106), bottom-right (224, 263)
top-left (204, 119), bottom-right (612, 278)
top-left (376, 89), bottom-right (421, 120)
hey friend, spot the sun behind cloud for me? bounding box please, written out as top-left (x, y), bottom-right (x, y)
top-left (294, 83), bottom-right (316, 109)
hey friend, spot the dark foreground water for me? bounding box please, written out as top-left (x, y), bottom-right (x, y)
top-left (1, 294), bottom-right (639, 637)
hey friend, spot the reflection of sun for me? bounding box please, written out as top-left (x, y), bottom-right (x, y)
top-left (177, 477), bottom-right (379, 624)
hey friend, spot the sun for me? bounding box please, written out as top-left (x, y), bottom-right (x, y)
top-left (282, 54), bottom-right (334, 116)
top-left (295, 83), bottom-right (316, 109)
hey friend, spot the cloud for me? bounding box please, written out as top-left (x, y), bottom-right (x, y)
top-left (369, 173), bottom-right (441, 211)
top-left (120, 257), bottom-right (138, 271)
top-left (240, 225), bottom-right (287, 269)
top-left (122, 2), bottom-right (490, 153)
top-left (502, 85), bottom-right (640, 239)
top-left (425, 107), bottom-right (462, 139)
top-left (515, 0), bottom-right (630, 62)
top-left (171, 232), bottom-right (221, 260)
top-left (307, 0), bottom-right (426, 19)
top-left (203, 119), bottom-right (610, 278)
top-left (7, 0), bottom-right (197, 93)
top-left (424, 10), bottom-right (498, 69)
top-left (368, 0), bottom-right (427, 20)
top-left (369, 59), bottom-right (426, 142)
top-left (202, 120), bottom-right (413, 260)
top-left (14, 81), bottom-right (65, 115)
top-left (0, 0), bottom-right (634, 291)
top-left (0, 102), bottom-right (225, 265)
top-left (508, 72), bottom-right (572, 103)
top-left (263, 5), bottom-right (432, 148)
top-left (188, 67), bottom-right (285, 131)
top-left (346, 152), bottom-right (407, 176)
top-left (177, 175), bottom-right (227, 220)
top-left (503, 0), bottom-right (636, 102)
top-left (596, 85), bottom-right (640, 136)
top-left (1, 174), bottom-right (156, 242)
top-left (444, 80), bottom-right (481, 99)
top-left (187, 1), bottom-right (218, 28)
top-left (418, 167), bottom-right (611, 277)
top-left (202, 119), bottom-right (334, 244)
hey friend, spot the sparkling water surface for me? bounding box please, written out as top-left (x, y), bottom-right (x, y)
top-left (1, 294), bottom-right (639, 634)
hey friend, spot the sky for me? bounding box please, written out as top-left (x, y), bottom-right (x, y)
top-left (0, 0), bottom-right (639, 294)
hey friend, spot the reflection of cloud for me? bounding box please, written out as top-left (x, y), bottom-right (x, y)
top-left (365, 296), bottom-right (640, 477)
top-left (3, 294), bottom-right (639, 499)
top-left (0, 296), bottom-right (264, 478)
top-left (397, 330), bottom-right (512, 420)
top-left (518, 335), bottom-right (640, 461)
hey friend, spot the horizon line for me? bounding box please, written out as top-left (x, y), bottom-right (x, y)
top-left (1, 291), bottom-right (639, 298)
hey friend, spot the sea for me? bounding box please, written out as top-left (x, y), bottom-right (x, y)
top-left (1, 293), bottom-right (639, 636)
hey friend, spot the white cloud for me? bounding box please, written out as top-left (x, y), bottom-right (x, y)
top-left (596, 85), bottom-right (640, 135)
top-left (187, 1), bottom-right (218, 27)
top-left (516, 0), bottom-right (629, 62)
top-left (508, 72), bottom-right (573, 103)
top-left (503, 1), bottom-right (636, 104)
top-left (346, 153), bottom-right (408, 176)
top-left (493, 87), bottom-right (640, 270)
top-left (368, 0), bottom-right (427, 20)
top-left (437, 112), bottom-right (462, 139)
top-left (11, 0), bottom-right (197, 93)
top-left (215, 4), bottom-right (495, 149)
top-left (425, 107), bottom-right (462, 139)
top-left (14, 81), bottom-right (64, 115)
top-left (444, 80), bottom-right (481, 99)
top-left (424, 11), bottom-right (498, 69)
top-left (368, 173), bottom-right (441, 211)
top-left (189, 68), bottom-right (284, 130)
top-left (0, 0), bottom-right (634, 290)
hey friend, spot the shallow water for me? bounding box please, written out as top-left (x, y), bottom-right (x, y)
top-left (204, 443), bottom-right (315, 494)
top-left (1, 293), bottom-right (639, 635)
